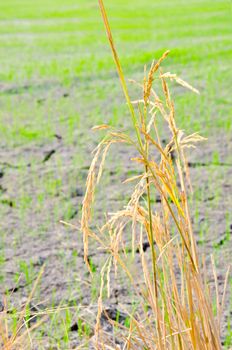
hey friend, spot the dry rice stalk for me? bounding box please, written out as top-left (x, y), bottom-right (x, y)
top-left (79, 1), bottom-right (230, 348)
top-left (0, 266), bottom-right (46, 350)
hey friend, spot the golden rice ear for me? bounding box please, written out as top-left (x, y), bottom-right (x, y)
top-left (92, 124), bottom-right (111, 131)
top-left (81, 131), bottom-right (132, 273)
top-left (81, 143), bottom-right (102, 272)
top-left (144, 50), bottom-right (170, 103)
top-left (122, 174), bottom-right (144, 184)
top-left (97, 142), bottom-right (111, 184)
top-left (94, 257), bottom-right (111, 345)
top-left (146, 111), bottom-right (157, 134)
top-left (160, 72), bottom-right (200, 94)
top-left (178, 131), bottom-right (207, 149)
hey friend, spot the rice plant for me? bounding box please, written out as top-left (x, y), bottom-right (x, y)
top-left (81, 1), bottom-right (230, 348)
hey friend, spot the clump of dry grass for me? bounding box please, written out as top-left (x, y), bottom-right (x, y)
top-left (0, 266), bottom-right (46, 350)
top-left (81, 1), bottom-right (230, 349)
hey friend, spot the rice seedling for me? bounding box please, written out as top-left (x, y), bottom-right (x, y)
top-left (80, 0), bottom-right (230, 348)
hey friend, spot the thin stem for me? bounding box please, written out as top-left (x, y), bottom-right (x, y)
top-left (98, 0), bottom-right (144, 151)
top-left (143, 102), bottom-right (163, 349)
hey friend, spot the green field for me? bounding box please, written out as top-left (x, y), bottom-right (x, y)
top-left (0, 0), bottom-right (231, 348)
top-left (0, 0), bottom-right (231, 139)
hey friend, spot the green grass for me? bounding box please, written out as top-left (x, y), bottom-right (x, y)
top-left (0, 0), bottom-right (231, 139)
